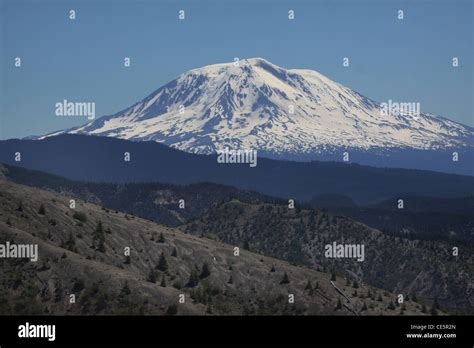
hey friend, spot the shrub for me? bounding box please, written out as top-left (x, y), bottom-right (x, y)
top-left (38, 204), bottom-right (46, 215)
top-left (166, 304), bottom-right (178, 315)
top-left (73, 212), bottom-right (88, 223)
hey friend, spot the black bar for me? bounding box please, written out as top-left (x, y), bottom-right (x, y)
top-left (0, 315), bottom-right (472, 346)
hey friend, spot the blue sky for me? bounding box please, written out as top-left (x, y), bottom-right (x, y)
top-left (1, 0), bottom-right (473, 139)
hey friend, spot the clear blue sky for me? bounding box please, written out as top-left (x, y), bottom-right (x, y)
top-left (1, 0), bottom-right (473, 139)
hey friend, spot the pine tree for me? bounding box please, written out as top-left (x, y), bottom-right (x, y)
top-left (335, 297), bottom-right (342, 310)
top-left (160, 275), bottom-right (166, 287)
top-left (228, 275), bottom-right (233, 284)
top-left (330, 272), bottom-right (336, 281)
top-left (280, 272), bottom-right (290, 284)
top-left (304, 280), bottom-right (313, 292)
top-left (156, 252), bottom-right (168, 272)
top-left (361, 301), bottom-right (368, 312)
top-left (377, 293), bottom-right (383, 302)
top-left (243, 240), bottom-right (250, 250)
top-left (270, 265), bottom-right (276, 272)
top-left (199, 263), bottom-right (211, 279)
top-left (352, 280), bottom-right (359, 289)
top-left (65, 232), bottom-right (76, 252)
top-left (38, 204), bottom-right (46, 215)
top-left (171, 247), bottom-right (177, 257)
top-left (421, 304), bottom-right (427, 313)
top-left (388, 301), bottom-right (395, 310)
top-left (94, 221), bottom-right (106, 252)
top-left (94, 221), bottom-right (104, 238)
top-left (157, 232), bottom-right (165, 243)
top-left (16, 201), bottom-right (23, 212)
top-left (186, 268), bottom-right (200, 288)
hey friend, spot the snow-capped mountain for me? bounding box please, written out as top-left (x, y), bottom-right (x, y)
top-left (45, 58), bottom-right (474, 156)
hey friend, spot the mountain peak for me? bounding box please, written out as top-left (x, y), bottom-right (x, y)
top-left (245, 57), bottom-right (275, 66)
top-left (189, 57), bottom-right (283, 76)
top-left (46, 59), bottom-right (473, 156)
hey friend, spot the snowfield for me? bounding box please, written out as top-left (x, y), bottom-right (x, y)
top-left (44, 58), bottom-right (474, 155)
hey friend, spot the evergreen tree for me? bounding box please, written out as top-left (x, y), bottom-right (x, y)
top-left (330, 272), bottom-right (336, 281)
top-left (228, 275), bottom-right (233, 284)
top-left (421, 304), bottom-right (427, 313)
top-left (304, 280), bottom-right (313, 292)
top-left (280, 272), bottom-right (290, 284)
top-left (186, 268), bottom-right (200, 288)
top-left (243, 240), bottom-right (250, 250)
top-left (199, 263), bottom-right (211, 279)
top-left (388, 301), bottom-right (395, 310)
top-left (94, 221), bottom-right (104, 238)
top-left (335, 297), bottom-right (342, 310)
top-left (270, 265), bottom-right (276, 272)
top-left (361, 301), bottom-right (368, 312)
top-left (94, 222), bottom-right (106, 253)
top-left (157, 232), bottom-right (165, 243)
top-left (352, 280), bottom-right (359, 289)
top-left (65, 232), bottom-right (76, 252)
top-left (16, 201), bottom-right (23, 212)
top-left (171, 247), bottom-right (177, 257)
top-left (38, 204), bottom-right (46, 215)
top-left (124, 255), bottom-right (131, 265)
top-left (160, 275), bottom-right (166, 287)
top-left (156, 252), bottom-right (168, 272)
